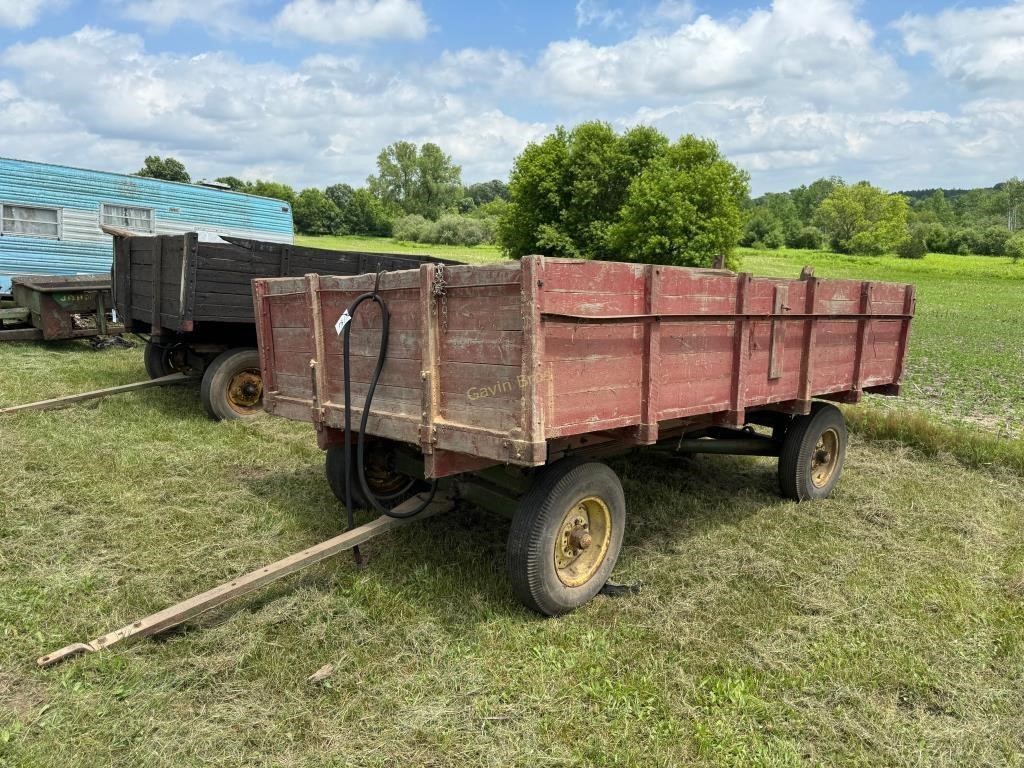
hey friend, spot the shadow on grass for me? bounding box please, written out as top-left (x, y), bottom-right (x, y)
top-left (164, 448), bottom-right (790, 636)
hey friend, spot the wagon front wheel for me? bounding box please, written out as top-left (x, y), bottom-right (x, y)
top-left (778, 401), bottom-right (847, 501)
top-left (507, 458), bottom-right (626, 616)
top-left (200, 348), bottom-right (264, 421)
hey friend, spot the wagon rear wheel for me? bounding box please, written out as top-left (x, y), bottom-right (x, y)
top-left (200, 348), bottom-right (264, 421)
top-left (778, 401), bottom-right (847, 501)
top-left (507, 458), bottom-right (626, 616)
top-left (325, 439), bottom-right (415, 509)
top-left (144, 338), bottom-right (186, 379)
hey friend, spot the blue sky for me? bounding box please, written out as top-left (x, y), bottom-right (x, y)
top-left (1, 0), bottom-right (1022, 194)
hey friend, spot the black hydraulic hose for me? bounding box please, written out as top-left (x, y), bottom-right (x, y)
top-left (341, 289), bottom-right (438, 524)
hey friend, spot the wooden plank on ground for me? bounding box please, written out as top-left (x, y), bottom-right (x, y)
top-left (0, 374), bottom-right (190, 415)
top-left (37, 491), bottom-right (454, 668)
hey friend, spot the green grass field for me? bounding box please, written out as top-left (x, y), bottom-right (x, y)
top-left (1, 240), bottom-right (1022, 766)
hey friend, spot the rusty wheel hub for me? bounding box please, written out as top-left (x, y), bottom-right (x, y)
top-left (227, 369), bottom-right (263, 413)
top-left (554, 496), bottom-right (612, 588)
top-left (810, 428), bottom-right (840, 488)
top-left (363, 444), bottom-right (409, 497)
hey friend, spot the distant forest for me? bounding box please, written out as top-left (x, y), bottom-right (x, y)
top-left (744, 176), bottom-right (1023, 259)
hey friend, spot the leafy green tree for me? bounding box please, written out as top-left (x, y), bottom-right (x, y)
top-left (293, 188), bottom-right (341, 235)
top-left (499, 122), bottom-right (682, 261)
top-left (465, 180), bottom-right (509, 206)
top-left (325, 183), bottom-right (355, 212)
top-left (1002, 177), bottom-right (1024, 231)
top-left (214, 175), bottom-right (247, 191)
top-left (742, 206), bottom-right (785, 248)
top-left (896, 231), bottom-right (927, 259)
top-left (790, 225), bottom-right (825, 250)
top-left (791, 177), bottom-right (842, 224)
top-left (367, 141), bottom-right (462, 219)
top-left (344, 188), bottom-right (392, 236)
top-left (814, 182), bottom-right (908, 255)
top-left (919, 189), bottom-right (954, 225)
top-left (135, 155), bottom-right (190, 183)
top-left (743, 192), bottom-right (801, 248)
top-left (1006, 231), bottom-right (1024, 263)
top-left (607, 135), bottom-right (749, 268)
top-left (247, 180), bottom-right (296, 206)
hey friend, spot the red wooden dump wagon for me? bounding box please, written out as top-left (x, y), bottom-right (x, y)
top-left (253, 256), bottom-right (915, 615)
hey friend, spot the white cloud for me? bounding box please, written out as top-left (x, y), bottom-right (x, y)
top-left (1, 3), bottom-right (1021, 197)
top-left (274, 0), bottom-right (428, 43)
top-left (113, 0), bottom-right (258, 37)
top-left (896, 1), bottom-right (1024, 88)
top-left (429, 48), bottom-right (526, 90)
top-left (540, 0), bottom-right (904, 107)
top-left (0, 27), bottom-right (542, 187)
top-left (576, 0), bottom-right (622, 28)
top-left (655, 0), bottom-right (696, 24)
top-left (628, 98), bottom-right (1024, 192)
top-left (0, 0), bottom-right (63, 29)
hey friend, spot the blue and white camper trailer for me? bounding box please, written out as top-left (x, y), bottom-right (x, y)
top-left (0, 157), bottom-right (294, 291)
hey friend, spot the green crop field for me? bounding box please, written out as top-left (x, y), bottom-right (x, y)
top-left (0, 240), bottom-right (1021, 767)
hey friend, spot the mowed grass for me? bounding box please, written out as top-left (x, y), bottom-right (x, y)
top-left (1, 337), bottom-right (1023, 765)
top-left (295, 234), bottom-right (503, 264)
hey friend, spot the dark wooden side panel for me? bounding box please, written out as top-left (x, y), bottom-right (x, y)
top-left (120, 234), bottom-right (188, 333)
top-left (192, 242), bottom-right (460, 324)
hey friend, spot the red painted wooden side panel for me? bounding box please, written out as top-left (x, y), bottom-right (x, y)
top-left (254, 256), bottom-right (914, 467)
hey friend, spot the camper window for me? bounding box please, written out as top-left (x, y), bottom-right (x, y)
top-left (101, 203), bottom-right (154, 234)
top-left (1, 203), bottom-right (61, 239)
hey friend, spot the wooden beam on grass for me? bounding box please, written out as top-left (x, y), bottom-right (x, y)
top-left (0, 373), bottom-right (190, 416)
top-left (37, 491), bottom-right (454, 668)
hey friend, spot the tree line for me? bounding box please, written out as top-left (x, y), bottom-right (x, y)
top-left (135, 133), bottom-right (1024, 266)
top-left (743, 176), bottom-right (1024, 261)
top-left (224, 145), bottom-right (509, 248)
top-left (136, 148), bottom-right (509, 247)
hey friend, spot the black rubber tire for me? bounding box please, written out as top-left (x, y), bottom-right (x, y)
top-left (325, 444), bottom-right (370, 509)
top-left (507, 458), bottom-right (626, 616)
top-left (324, 440), bottom-right (415, 509)
top-left (778, 401), bottom-right (847, 501)
top-left (144, 339), bottom-right (180, 379)
top-left (200, 348), bottom-right (263, 421)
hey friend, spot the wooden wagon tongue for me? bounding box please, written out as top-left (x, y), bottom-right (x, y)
top-left (37, 490), bottom-right (455, 668)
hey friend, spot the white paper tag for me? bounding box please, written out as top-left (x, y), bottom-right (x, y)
top-left (334, 310), bottom-right (351, 335)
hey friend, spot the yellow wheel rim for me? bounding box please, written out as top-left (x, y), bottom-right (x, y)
top-left (553, 495), bottom-right (612, 588)
top-left (227, 369), bottom-right (263, 414)
top-left (810, 428), bottom-right (840, 488)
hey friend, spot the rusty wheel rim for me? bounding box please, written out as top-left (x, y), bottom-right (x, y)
top-left (363, 444), bottom-right (409, 497)
top-left (227, 369), bottom-right (263, 414)
top-left (810, 428), bottom-right (840, 488)
top-left (553, 495), bottom-right (612, 588)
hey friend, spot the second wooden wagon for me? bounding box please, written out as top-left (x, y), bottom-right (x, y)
top-left (107, 227), bottom-right (457, 419)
